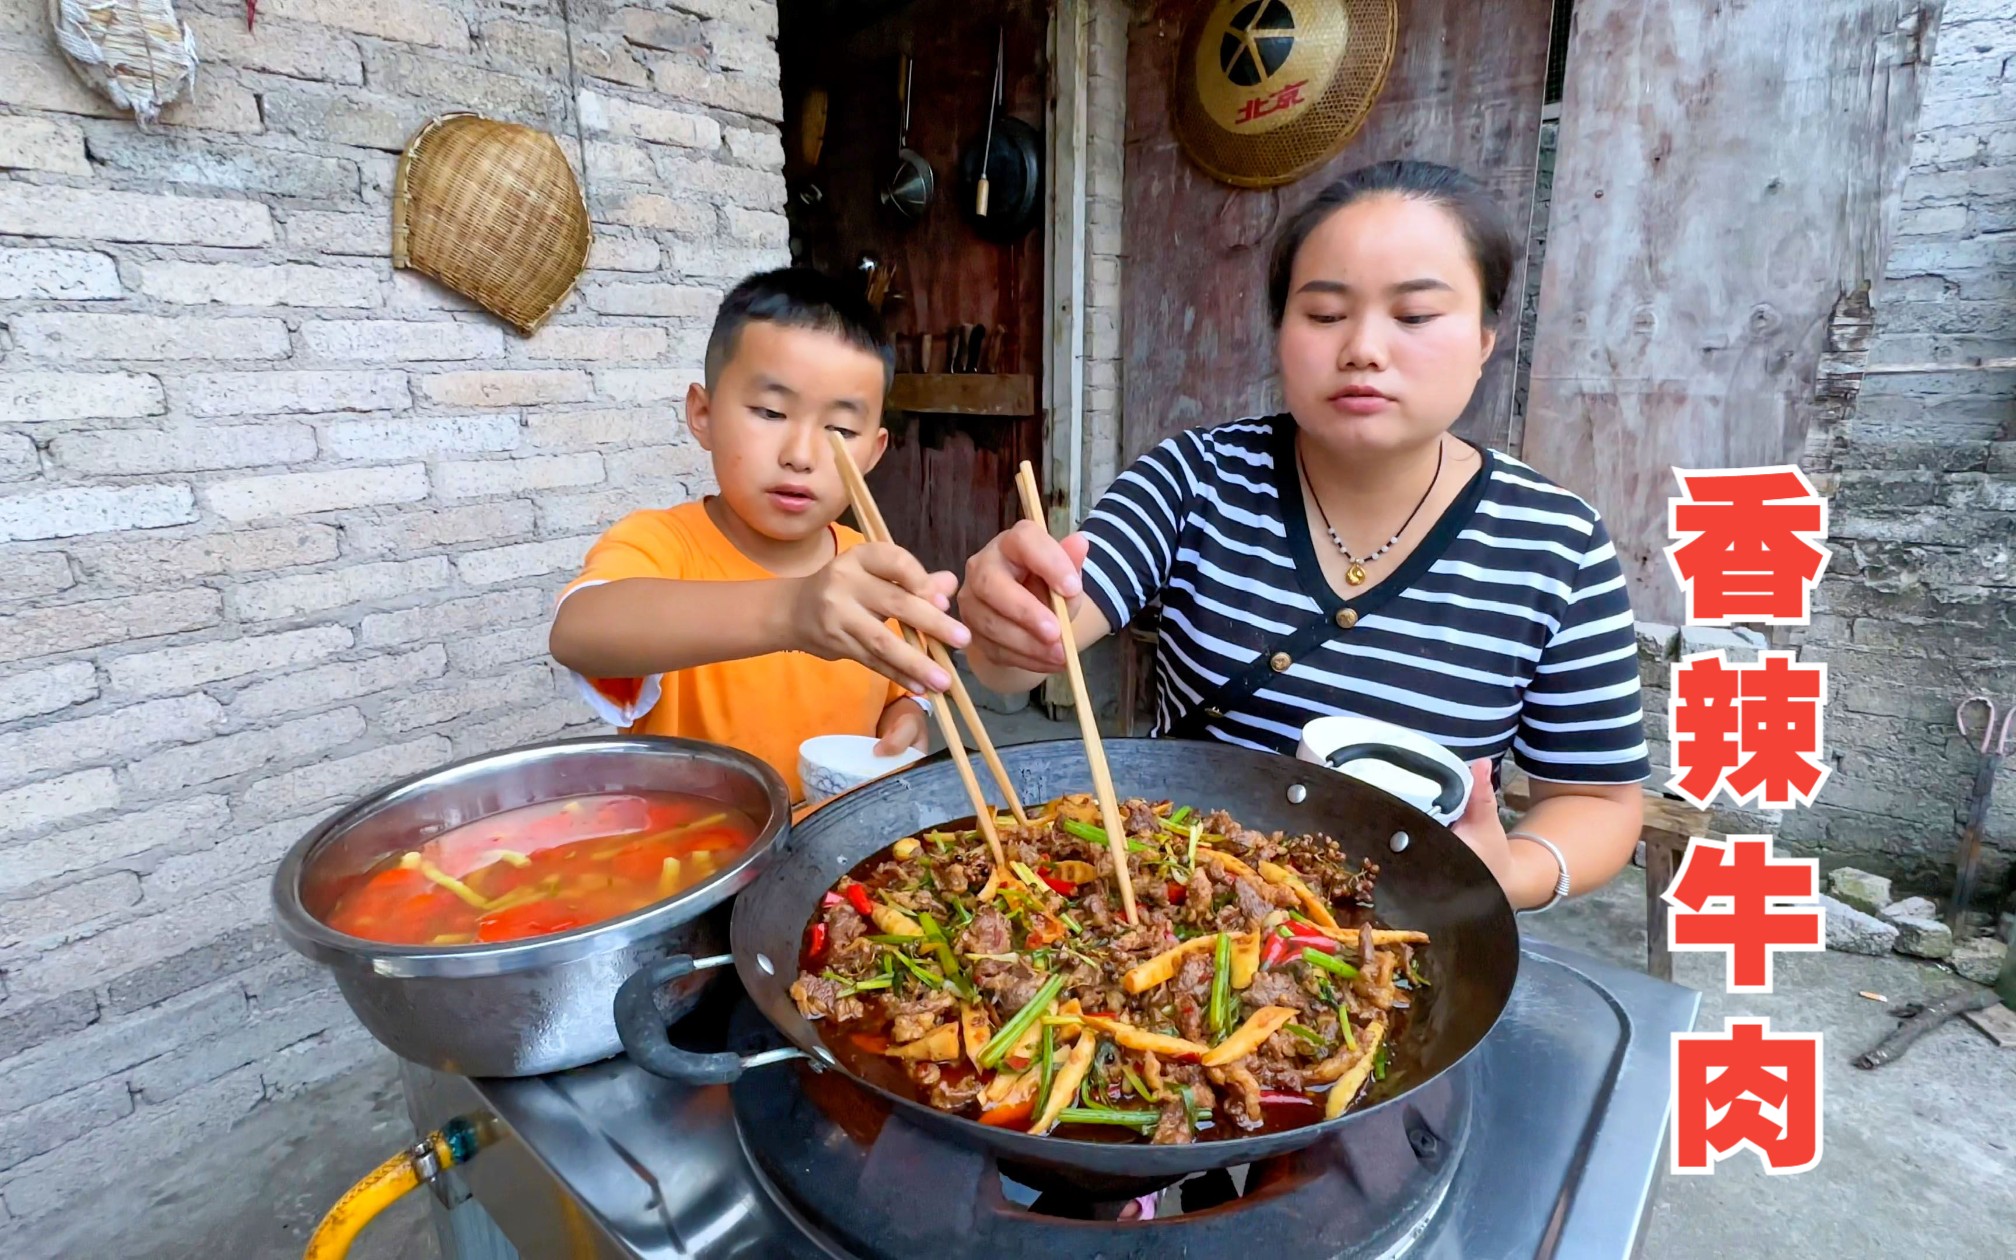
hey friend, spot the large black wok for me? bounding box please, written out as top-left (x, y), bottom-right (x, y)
top-left (614, 738), bottom-right (1518, 1189)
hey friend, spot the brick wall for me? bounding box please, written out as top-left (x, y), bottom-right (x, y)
top-left (0, 0), bottom-right (784, 1230)
top-left (1081, 0), bottom-right (1127, 501)
top-left (1786, 0), bottom-right (2016, 891)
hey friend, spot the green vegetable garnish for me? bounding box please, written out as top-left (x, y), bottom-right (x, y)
top-left (1120, 1062), bottom-right (1154, 1103)
top-left (1299, 948), bottom-right (1360, 980)
top-left (1209, 931), bottom-right (1235, 1040)
top-left (1405, 958), bottom-right (1430, 988)
top-left (1373, 1045), bottom-right (1389, 1081)
top-left (1037, 1023), bottom-right (1056, 1108)
top-left (1059, 819), bottom-right (1108, 845)
top-left (1180, 1083), bottom-right (1201, 1133)
top-left (1168, 805), bottom-right (1194, 826)
top-left (1340, 1012), bottom-right (1358, 1051)
top-left (1186, 822), bottom-right (1201, 868)
top-left (977, 972), bottom-right (1066, 1069)
top-left (1056, 1106), bottom-right (1161, 1133)
top-left (1284, 1022), bottom-right (1326, 1048)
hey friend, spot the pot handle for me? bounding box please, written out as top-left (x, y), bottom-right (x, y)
top-left (613, 954), bottom-right (806, 1085)
top-left (1325, 742), bottom-right (1470, 820)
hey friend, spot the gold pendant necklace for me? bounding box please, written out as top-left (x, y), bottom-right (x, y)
top-left (1298, 438), bottom-right (1445, 587)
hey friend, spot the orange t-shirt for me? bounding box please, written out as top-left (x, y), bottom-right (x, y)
top-left (558, 501), bottom-right (907, 802)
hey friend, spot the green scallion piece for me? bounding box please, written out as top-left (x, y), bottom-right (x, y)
top-left (1186, 823), bottom-right (1201, 869)
top-left (1340, 1012), bottom-right (1358, 1052)
top-left (977, 972), bottom-right (1066, 1069)
top-left (1058, 819), bottom-right (1108, 846)
top-left (1056, 1106), bottom-right (1161, 1133)
top-left (1373, 1045), bottom-right (1389, 1081)
top-left (1120, 1062), bottom-right (1154, 1103)
top-left (1209, 931), bottom-right (1235, 1040)
top-left (1180, 1083), bottom-right (1201, 1133)
top-left (1037, 1023), bottom-right (1056, 1108)
top-left (1284, 1022), bottom-right (1326, 1048)
top-left (1168, 805), bottom-right (1194, 826)
top-left (1299, 947), bottom-right (1360, 980)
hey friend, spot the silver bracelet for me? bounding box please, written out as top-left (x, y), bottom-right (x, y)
top-left (1508, 831), bottom-right (1572, 913)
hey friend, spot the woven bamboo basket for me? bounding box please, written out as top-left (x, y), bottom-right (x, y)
top-left (393, 114), bottom-right (592, 335)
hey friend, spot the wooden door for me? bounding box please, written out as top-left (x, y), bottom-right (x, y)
top-left (781, 0), bottom-right (1049, 576)
top-left (1120, 0), bottom-right (1557, 465)
top-left (1521, 0), bottom-right (1937, 621)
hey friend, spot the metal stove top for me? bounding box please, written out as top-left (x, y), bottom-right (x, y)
top-left (401, 939), bottom-right (1697, 1260)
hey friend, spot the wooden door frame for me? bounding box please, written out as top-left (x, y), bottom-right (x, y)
top-left (1039, 0), bottom-right (1091, 711)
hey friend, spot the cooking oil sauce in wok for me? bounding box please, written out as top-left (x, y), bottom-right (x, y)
top-left (797, 817), bottom-right (1428, 1142)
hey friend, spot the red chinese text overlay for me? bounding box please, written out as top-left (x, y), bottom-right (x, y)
top-left (1666, 467), bottom-right (1830, 625)
top-left (1662, 836), bottom-right (1823, 993)
top-left (1670, 651), bottom-right (1831, 811)
top-left (1672, 1018), bottom-right (1824, 1175)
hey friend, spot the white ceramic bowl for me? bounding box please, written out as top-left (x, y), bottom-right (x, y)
top-left (798, 734), bottom-right (924, 805)
top-left (1295, 716), bottom-right (1473, 826)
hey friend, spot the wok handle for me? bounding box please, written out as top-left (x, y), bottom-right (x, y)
top-left (613, 954), bottom-right (805, 1085)
top-left (1325, 743), bottom-right (1469, 819)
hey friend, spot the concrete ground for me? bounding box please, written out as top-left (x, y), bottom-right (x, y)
top-left (20, 707), bottom-right (2014, 1259)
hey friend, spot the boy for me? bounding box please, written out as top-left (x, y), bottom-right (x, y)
top-left (549, 268), bottom-right (968, 801)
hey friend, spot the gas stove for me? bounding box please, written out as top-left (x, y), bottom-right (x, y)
top-left (400, 938), bottom-right (1697, 1260)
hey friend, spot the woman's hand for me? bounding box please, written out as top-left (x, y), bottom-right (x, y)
top-left (873, 698), bottom-right (929, 756)
top-left (1450, 759), bottom-right (1516, 894)
top-left (958, 521), bottom-right (1091, 674)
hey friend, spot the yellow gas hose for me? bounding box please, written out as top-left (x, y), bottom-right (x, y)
top-left (305, 1117), bottom-right (480, 1260)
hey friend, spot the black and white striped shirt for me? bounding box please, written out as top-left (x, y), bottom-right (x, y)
top-left (1080, 416), bottom-right (1650, 785)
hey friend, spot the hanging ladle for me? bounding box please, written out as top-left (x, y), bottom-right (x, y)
top-left (881, 54), bottom-right (934, 222)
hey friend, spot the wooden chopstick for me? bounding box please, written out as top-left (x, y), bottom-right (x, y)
top-left (826, 433), bottom-right (1016, 874)
top-left (1013, 460), bottom-right (1139, 926)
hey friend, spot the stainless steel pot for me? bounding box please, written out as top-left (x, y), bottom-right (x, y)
top-left (272, 736), bottom-right (790, 1077)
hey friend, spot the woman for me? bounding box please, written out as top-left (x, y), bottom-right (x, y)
top-left (959, 161), bottom-right (1647, 911)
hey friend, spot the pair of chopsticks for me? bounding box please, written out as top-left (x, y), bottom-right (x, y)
top-left (825, 434), bottom-right (1139, 924)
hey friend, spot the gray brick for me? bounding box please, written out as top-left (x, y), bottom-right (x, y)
top-left (302, 320), bottom-right (502, 362)
top-left (454, 699), bottom-right (587, 757)
top-left (126, 707), bottom-right (366, 795)
top-left (0, 371), bottom-right (163, 423)
top-left (143, 813), bottom-right (323, 902)
top-left (138, 262), bottom-right (381, 309)
top-left (179, 13), bottom-right (365, 85)
top-left (205, 464), bottom-right (429, 521)
top-left (3, 588), bottom-right (222, 665)
top-left (519, 324), bottom-right (670, 361)
top-left (420, 370), bottom-right (594, 407)
top-left (340, 502), bottom-right (536, 557)
top-left (616, 8), bottom-right (709, 57)
top-left (379, 663), bottom-right (557, 734)
top-left (525, 408), bottom-right (677, 449)
top-left (230, 645), bottom-right (448, 720)
top-left (436, 453), bottom-right (605, 498)
top-left (446, 624), bottom-right (552, 674)
top-left (579, 90), bottom-right (723, 150)
top-left (0, 694), bottom-right (225, 789)
top-left (322, 415), bottom-right (521, 461)
top-left (0, 662), bottom-right (98, 725)
top-left (262, 87), bottom-right (422, 152)
top-left (0, 184), bottom-right (273, 247)
top-left (49, 425), bottom-right (317, 476)
top-left (70, 523), bottom-right (341, 588)
top-left (0, 979), bottom-right (247, 1117)
top-left (0, 991), bottom-right (100, 1064)
top-left (181, 368), bottom-right (413, 417)
top-left (480, 20), bottom-right (650, 88)
top-left (586, 235), bottom-right (663, 272)
top-left (0, 484), bottom-right (197, 542)
top-left (596, 368), bottom-right (693, 403)
top-left (454, 536), bottom-right (595, 587)
top-left (261, 0), bottom-right (469, 49)
top-left (0, 116), bottom-right (89, 176)
top-left (83, 129), bottom-right (359, 201)
top-left (103, 924), bottom-right (289, 1019)
top-left (12, 313), bottom-right (290, 362)
top-left (127, 985), bottom-right (346, 1102)
top-left (284, 211), bottom-right (387, 256)
top-left (237, 736), bottom-right (451, 824)
top-left (0, 247), bottom-right (120, 300)
top-left (362, 46), bottom-right (562, 119)
top-left (105, 627), bottom-right (351, 697)
top-left (230, 557), bottom-right (451, 621)
top-left (0, 770), bottom-right (120, 841)
top-left (535, 487), bottom-right (656, 535)
top-left (0, 1078), bottom-right (133, 1173)
top-left (360, 587), bottom-right (547, 647)
top-left (604, 191), bottom-right (717, 234)
top-left (607, 443), bottom-right (710, 488)
top-left (583, 281), bottom-right (720, 317)
top-left (0, 550), bottom-right (73, 598)
top-left (0, 872), bottom-right (142, 951)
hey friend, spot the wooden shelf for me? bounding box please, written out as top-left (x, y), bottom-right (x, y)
top-left (887, 373), bottom-right (1034, 418)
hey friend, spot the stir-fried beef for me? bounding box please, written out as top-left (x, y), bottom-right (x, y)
top-left (789, 794), bottom-right (1420, 1144)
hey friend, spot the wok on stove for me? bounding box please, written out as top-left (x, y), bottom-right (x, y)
top-left (615, 738), bottom-right (1518, 1188)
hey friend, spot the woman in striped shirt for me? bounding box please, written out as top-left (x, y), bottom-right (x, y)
top-left (959, 161), bottom-right (1648, 911)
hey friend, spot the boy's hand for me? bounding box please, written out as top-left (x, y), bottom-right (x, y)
top-left (790, 543), bottom-right (967, 694)
top-left (874, 698), bottom-right (929, 755)
top-left (959, 521), bottom-right (1091, 674)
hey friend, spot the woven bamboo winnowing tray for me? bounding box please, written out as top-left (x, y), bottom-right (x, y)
top-left (393, 114), bottom-right (592, 335)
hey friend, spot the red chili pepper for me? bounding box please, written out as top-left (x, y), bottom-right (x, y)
top-left (1166, 880), bottom-right (1187, 904)
top-left (1260, 934), bottom-right (1290, 970)
top-left (1282, 932), bottom-right (1339, 955)
top-left (807, 921), bottom-right (828, 961)
top-left (843, 884), bottom-right (875, 918)
top-left (1038, 871), bottom-right (1077, 896)
top-left (1258, 1090), bottom-right (1317, 1107)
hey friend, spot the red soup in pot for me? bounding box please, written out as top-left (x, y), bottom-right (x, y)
top-left (323, 791), bottom-right (758, 946)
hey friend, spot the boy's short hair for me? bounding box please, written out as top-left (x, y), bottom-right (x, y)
top-left (703, 268), bottom-right (895, 394)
